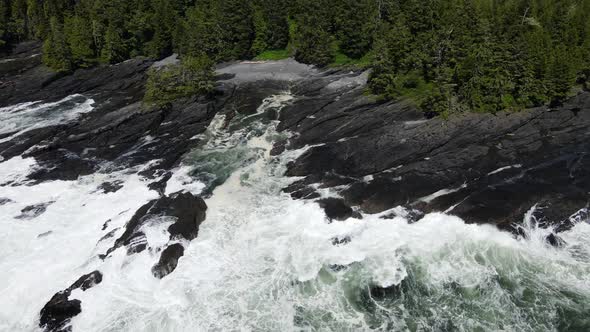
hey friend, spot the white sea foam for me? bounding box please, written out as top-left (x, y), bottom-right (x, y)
top-left (488, 164), bottom-right (523, 175)
top-left (0, 95), bottom-right (94, 143)
top-left (0, 161), bottom-right (158, 331)
top-left (418, 183), bottom-right (468, 203)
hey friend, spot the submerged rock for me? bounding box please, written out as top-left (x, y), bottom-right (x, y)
top-left (15, 201), bottom-right (54, 220)
top-left (0, 197), bottom-right (13, 205)
top-left (37, 231), bottom-right (53, 238)
top-left (39, 271), bottom-right (103, 332)
top-left (331, 236), bottom-right (351, 246)
top-left (97, 180), bottom-right (124, 194)
top-left (546, 233), bottom-right (566, 248)
top-left (369, 283), bottom-right (402, 301)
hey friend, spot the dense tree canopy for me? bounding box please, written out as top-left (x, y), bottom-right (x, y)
top-left (1, 0), bottom-right (588, 114)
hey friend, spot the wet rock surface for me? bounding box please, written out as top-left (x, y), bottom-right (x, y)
top-left (0, 197), bottom-right (13, 205)
top-left (0, 50), bottom-right (303, 187)
top-left (278, 70), bottom-right (590, 231)
top-left (152, 243), bottom-right (185, 279)
top-left (1, 43), bottom-right (589, 331)
top-left (104, 192), bottom-right (207, 257)
top-left (15, 201), bottom-right (54, 220)
top-left (317, 198), bottom-right (358, 221)
top-left (3, 44), bottom-right (587, 230)
top-left (39, 271), bottom-right (103, 332)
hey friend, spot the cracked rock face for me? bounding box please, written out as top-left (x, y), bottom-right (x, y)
top-left (278, 70), bottom-right (590, 232)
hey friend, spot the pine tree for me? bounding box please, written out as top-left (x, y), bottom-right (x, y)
top-left (64, 14), bottom-right (95, 67)
top-left (218, 0), bottom-right (254, 60)
top-left (10, 0), bottom-right (28, 38)
top-left (1, 0), bottom-right (585, 114)
top-left (100, 22), bottom-right (127, 64)
top-left (0, 0), bottom-right (9, 49)
top-left (251, 6), bottom-right (268, 56)
top-left (547, 45), bottom-right (576, 102)
top-left (335, 0), bottom-right (378, 59)
top-left (177, 1), bottom-right (225, 59)
top-left (258, 0), bottom-right (289, 50)
top-left (144, 54), bottom-right (214, 105)
top-left (293, 0), bottom-right (333, 66)
top-left (369, 20), bottom-right (412, 96)
top-left (147, 0), bottom-right (177, 59)
top-left (42, 16), bottom-right (72, 72)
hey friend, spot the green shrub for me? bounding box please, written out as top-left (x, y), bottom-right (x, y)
top-left (144, 54), bottom-right (215, 106)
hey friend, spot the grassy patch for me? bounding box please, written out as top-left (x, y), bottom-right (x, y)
top-left (254, 49), bottom-right (290, 61)
top-left (330, 50), bottom-right (373, 69)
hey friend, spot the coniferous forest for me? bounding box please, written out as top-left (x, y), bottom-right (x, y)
top-left (1, 0), bottom-right (589, 114)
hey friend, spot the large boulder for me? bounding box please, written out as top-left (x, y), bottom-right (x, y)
top-left (39, 271), bottom-right (103, 332)
top-left (152, 243), bottom-right (185, 279)
top-left (104, 192), bottom-right (207, 257)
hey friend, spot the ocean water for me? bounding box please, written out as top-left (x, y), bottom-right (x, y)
top-left (0, 94), bottom-right (589, 332)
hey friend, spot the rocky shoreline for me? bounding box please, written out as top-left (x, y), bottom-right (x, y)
top-left (1, 46), bottom-right (589, 331)
top-left (2, 46), bottom-right (588, 236)
top-left (278, 70), bottom-right (590, 235)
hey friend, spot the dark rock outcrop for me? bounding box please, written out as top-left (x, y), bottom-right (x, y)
top-left (6, 44), bottom-right (584, 232)
top-left (546, 233), bottom-right (566, 248)
top-left (317, 198), bottom-right (358, 221)
top-left (104, 192), bottom-right (207, 257)
top-left (152, 243), bottom-right (185, 279)
top-left (0, 44), bottom-right (228, 185)
top-left (0, 97), bottom-right (220, 184)
top-left (279, 70), bottom-right (590, 231)
top-left (39, 271), bottom-right (103, 332)
top-left (0, 46), bottom-right (296, 187)
top-left (0, 50), bottom-right (152, 108)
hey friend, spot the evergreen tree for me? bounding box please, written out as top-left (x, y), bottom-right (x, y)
top-left (42, 16), bottom-right (71, 72)
top-left (257, 0), bottom-right (289, 50)
top-left (10, 0), bottom-right (27, 38)
top-left (26, 0), bottom-right (48, 38)
top-left (64, 14), bottom-right (95, 67)
top-left (293, 0), bottom-right (333, 66)
top-left (144, 54), bottom-right (214, 105)
top-left (147, 0), bottom-right (177, 59)
top-left (177, 0), bottom-right (225, 59)
top-left (0, 0), bottom-right (587, 113)
top-left (369, 20), bottom-right (412, 97)
top-left (547, 45), bottom-right (577, 102)
top-left (335, 0), bottom-right (378, 59)
top-left (0, 0), bottom-right (10, 49)
top-left (250, 6), bottom-right (268, 56)
top-left (217, 0), bottom-right (254, 60)
top-left (100, 22), bottom-right (127, 64)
